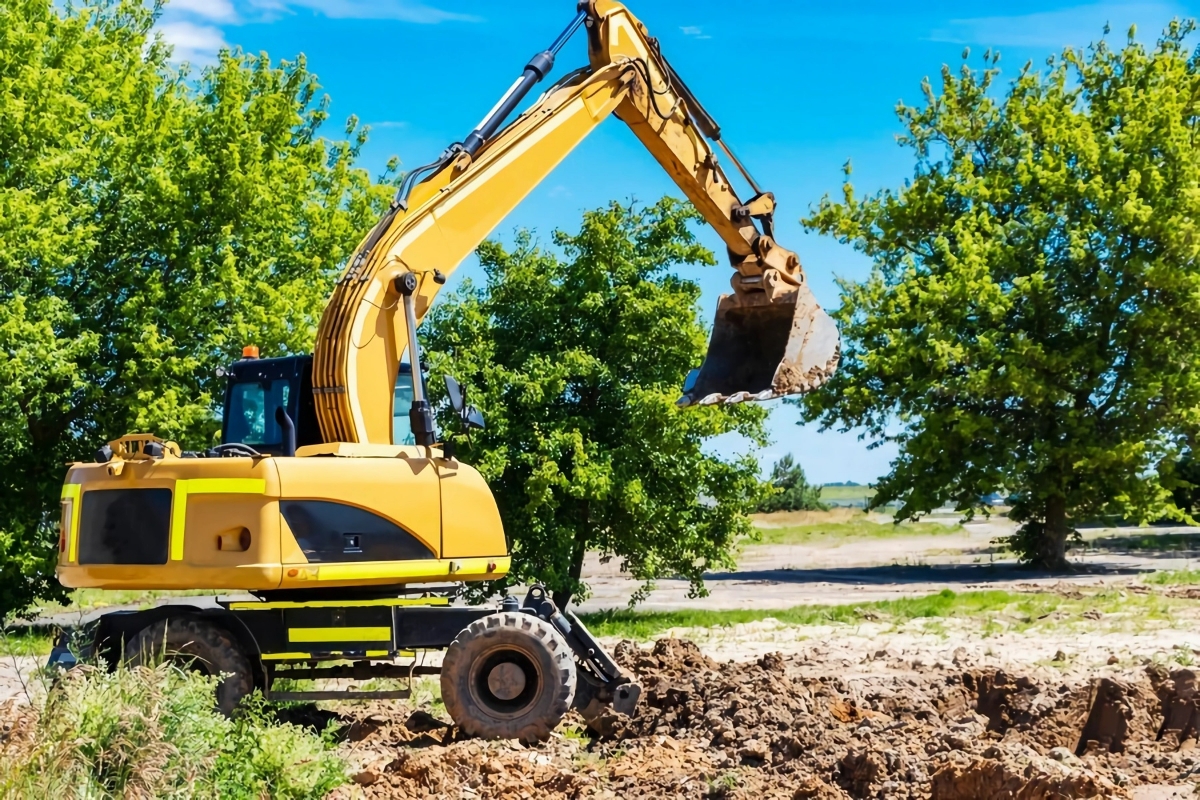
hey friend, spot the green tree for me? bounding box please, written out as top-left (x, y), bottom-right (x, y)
top-left (797, 23), bottom-right (1200, 569)
top-left (424, 199), bottom-right (768, 608)
top-left (756, 454), bottom-right (826, 513)
top-left (0, 0), bottom-right (394, 616)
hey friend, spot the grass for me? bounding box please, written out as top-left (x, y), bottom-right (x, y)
top-left (1082, 532), bottom-right (1200, 552)
top-left (752, 517), bottom-right (962, 546)
top-left (580, 589), bottom-right (1037, 639)
top-left (0, 663), bottom-right (347, 798)
top-left (817, 484), bottom-right (875, 503)
top-left (577, 587), bottom-right (1188, 640)
top-left (1143, 569), bottom-right (1200, 585)
top-left (0, 627), bottom-right (55, 657)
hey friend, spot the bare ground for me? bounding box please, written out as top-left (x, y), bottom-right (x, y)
top-left (9, 513), bottom-right (1200, 796)
top-left (576, 515), bottom-right (1200, 612)
top-left (328, 633), bottom-right (1200, 799)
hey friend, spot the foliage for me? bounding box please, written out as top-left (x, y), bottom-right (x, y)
top-left (1168, 451), bottom-right (1200, 516)
top-left (797, 23), bottom-right (1200, 568)
top-left (0, 0), bottom-right (394, 615)
top-left (756, 454), bottom-right (826, 513)
top-left (424, 199), bottom-right (769, 606)
top-left (0, 663), bottom-right (347, 798)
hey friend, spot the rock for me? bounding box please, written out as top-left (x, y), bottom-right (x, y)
top-left (738, 739), bottom-right (769, 762)
top-left (352, 770), bottom-right (379, 786)
top-left (1075, 677), bottom-right (1135, 755)
top-left (837, 749), bottom-right (885, 797)
top-left (1048, 747), bottom-right (1079, 764)
top-left (404, 709), bottom-right (449, 733)
top-left (931, 750), bottom-right (1118, 799)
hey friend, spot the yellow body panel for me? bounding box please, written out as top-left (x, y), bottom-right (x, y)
top-left (58, 455), bottom-right (283, 590)
top-left (57, 446), bottom-right (508, 592)
top-left (439, 457), bottom-right (507, 558)
top-left (288, 627), bottom-right (392, 643)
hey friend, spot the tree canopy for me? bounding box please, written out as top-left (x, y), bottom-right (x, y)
top-left (797, 23), bottom-right (1200, 567)
top-left (756, 455), bottom-right (826, 514)
top-left (424, 199), bottom-right (768, 607)
top-left (0, 0), bottom-right (393, 616)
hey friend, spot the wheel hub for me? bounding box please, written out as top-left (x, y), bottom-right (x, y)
top-left (487, 662), bottom-right (527, 700)
top-left (469, 646), bottom-right (541, 718)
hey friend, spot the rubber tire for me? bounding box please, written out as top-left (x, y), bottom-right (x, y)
top-left (441, 611), bottom-right (576, 743)
top-left (125, 616), bottom-right (254, 716)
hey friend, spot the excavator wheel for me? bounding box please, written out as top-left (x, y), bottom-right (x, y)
top-left (441, 611), bottom-right (576, 743)
top-left (125, 616), bottom-right (254, 716)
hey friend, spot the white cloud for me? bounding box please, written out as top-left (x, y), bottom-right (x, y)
top-left (930, 2), bottom-right (1185, 48)
top-left (153, 0), bottom-right (476, 64)
top-left (252, 0), bottom-right (480, 22)
top-left (166, 0), bottom-right (237, 21)
top-left (680, 25), bottom-right (712, 40)
top-left (158, 21), bottom-right (229, 64)
top-left (366, 120), bottom-right (409, 129)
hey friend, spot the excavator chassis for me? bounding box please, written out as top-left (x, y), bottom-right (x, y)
top-left (56, 585), bottom-right (638, 739)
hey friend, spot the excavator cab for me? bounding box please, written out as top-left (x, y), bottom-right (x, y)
top-left (221, 355), bottom-right (417, 452)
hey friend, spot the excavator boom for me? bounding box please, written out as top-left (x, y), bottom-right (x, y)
top-left (312, 1), bottom-right (839, 444)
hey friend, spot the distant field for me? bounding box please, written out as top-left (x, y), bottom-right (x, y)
top-left (818, 484), bottom-right (875, 504)
top-left (749, 508), bottom-right (961, 545)
top-left (811, 482), bottom-right (878, 506)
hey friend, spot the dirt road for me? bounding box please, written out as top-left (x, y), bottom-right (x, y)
top-left (0, 658), bottom-right (38, 706)
top-left (576, 515), bottom-right (1200, 612)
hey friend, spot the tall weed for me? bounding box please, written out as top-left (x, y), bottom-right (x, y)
top-left (0, 663), bottom-right (346, 799)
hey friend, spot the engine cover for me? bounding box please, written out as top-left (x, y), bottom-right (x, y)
top-left (57, 438), bottom-right (509, 592)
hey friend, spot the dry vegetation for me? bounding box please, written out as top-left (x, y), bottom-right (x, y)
top-left (0, 664), bottom-right (344, 799)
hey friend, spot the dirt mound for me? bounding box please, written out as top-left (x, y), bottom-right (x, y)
top-left (332, 641), bottom-right (1200, 799)
top-left (930, 749), bottom-right (1117, 799)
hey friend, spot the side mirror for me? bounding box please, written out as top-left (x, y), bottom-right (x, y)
top-left (444, 375), bottom-right (464, 413)
top-left (465, 405), bottom-right (485, 430)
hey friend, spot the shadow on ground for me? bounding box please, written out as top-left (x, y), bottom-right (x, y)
top-left (700, 562), bottom-right (1145, 587)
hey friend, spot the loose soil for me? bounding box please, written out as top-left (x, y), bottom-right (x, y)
top-left (330, 639), bottom-right (1200, 799)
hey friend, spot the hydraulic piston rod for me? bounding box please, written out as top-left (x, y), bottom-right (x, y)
top-left (462, 9), bottom-right (588, 156)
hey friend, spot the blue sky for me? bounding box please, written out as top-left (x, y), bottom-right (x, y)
top-left (157, 0), bottom-right (1195, 484)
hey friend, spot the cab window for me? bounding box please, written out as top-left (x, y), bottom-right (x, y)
top-left (392, 370), bottom-right (415, 446)
top-left (227, 379), bottom-right (291, 446)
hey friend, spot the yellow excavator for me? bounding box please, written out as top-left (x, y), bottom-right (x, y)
top-left (52, 1), bottom-right (838, 741)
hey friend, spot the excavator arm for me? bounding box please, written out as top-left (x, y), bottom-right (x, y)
top-left (312, 1), bottom-right (840, 445)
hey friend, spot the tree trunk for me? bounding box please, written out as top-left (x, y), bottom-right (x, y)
top-left (1036, 494), bottom-right (1071, 571)
top-left (552, 529), bottom-right (589, 610)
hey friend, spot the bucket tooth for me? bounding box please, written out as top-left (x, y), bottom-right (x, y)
top-left (678, 286), bottom-right (840, 406)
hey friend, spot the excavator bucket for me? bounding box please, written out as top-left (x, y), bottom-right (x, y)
top-left (679, 286), bottom-right (840, 406)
